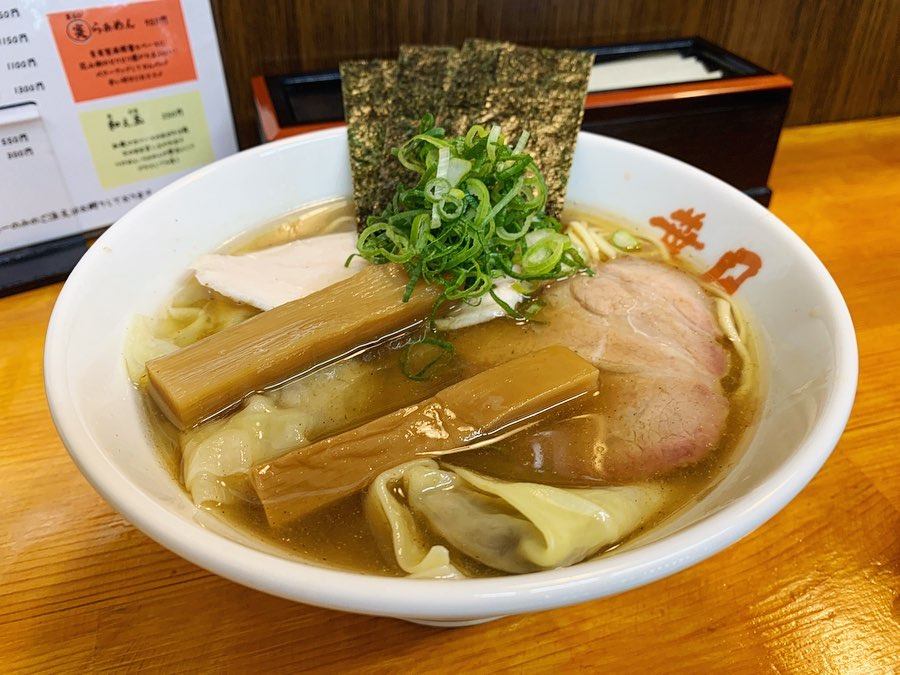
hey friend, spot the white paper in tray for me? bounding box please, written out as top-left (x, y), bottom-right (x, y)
top-left (590, 52), bottom-right (723, 92)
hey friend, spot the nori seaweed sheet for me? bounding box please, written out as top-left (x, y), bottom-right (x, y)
top-left (434, 48), bottom-right (461, 132)
top-left (340, 59), bottom-right (397, 222)
top-left (376, 45), bottom-right (459, 213)
top-left (480, 45), bottom-right (594, 216)
top-left (340, 42), bottom-right (592, 224)
top-left (441, 39), bottom-right (511, 136)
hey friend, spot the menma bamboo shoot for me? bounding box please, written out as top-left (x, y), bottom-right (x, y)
top-left (250, 346), bottom-right (599, 526)
top-left (146, 263), bottom-right (440, 430)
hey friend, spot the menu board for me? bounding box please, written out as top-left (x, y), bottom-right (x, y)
top-left (0, 0), bottom-right (236, 258)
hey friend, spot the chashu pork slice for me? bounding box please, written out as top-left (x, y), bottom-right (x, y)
top-left (452, 256), bottom-right (731, 481)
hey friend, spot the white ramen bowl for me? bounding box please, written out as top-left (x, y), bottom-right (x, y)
top-left (45, 129), bottom-right (857, 625)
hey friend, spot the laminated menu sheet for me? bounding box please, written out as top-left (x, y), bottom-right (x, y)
top-left (0, 0), bottom-right (236, 273)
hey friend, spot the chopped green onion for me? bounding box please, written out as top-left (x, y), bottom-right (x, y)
top-left (437, 194), bottom-right (464, 220)
top-left (400, 336), bottom-right (455, 380)
top-left (424, 177), bottom-right (450, 203)
top-left (497, 213), bottom-right (537, 242)
top-left (611, 229), bottom-right (641, 251)
top-left (486, 125), bottom-right (502, 161)
top-left (513, 130), bottom-right (530, 155)
top-left (511, 278), bottom-right (540, 295)
top-left (356, 114), bottom-right (589, 361)
top-left (446, 157), bottom-right (471, 187)
top-left (523, 299), bottom-right (546, 319)
top-left (521, 232), bottom-right (569, 275)
top-left (436, 146), bottom-right (450, 181)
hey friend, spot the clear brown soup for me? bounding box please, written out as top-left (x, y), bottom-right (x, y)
top-left (138, 197), bottom-right (761, 577)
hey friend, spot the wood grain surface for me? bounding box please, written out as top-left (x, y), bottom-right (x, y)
top-left (2, 118), bottom-right (899, 672)
top-left (209, 0), bottom-right (900, 148)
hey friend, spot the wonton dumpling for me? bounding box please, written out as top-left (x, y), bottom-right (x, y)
top-left (368, 459), bottom-right (666, 575)
top-left (365, 460), bottom-right (463, 579)
top-left (124, 280), bottom-right (257, 383)
top-left (181, 361), bottom-right (376, 506)
top-left (124, 315), bottom-right (179, 383)
top-left (182, 394), bottom-right (308, 506)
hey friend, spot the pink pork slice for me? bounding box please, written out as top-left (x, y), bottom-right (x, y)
top-left (452, 256), bottom-right (730, 481)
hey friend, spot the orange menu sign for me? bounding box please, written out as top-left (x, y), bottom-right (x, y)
top-left (47, 0), bottom-right (196, 102)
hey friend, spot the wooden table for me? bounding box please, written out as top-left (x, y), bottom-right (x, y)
top-left (3, 117), bottom-right (898, 672)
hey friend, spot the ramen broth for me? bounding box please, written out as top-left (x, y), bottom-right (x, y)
top-left (135, 197), bottom-right (760, 577)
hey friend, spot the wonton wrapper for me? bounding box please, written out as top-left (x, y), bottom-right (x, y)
top-left (178, 361), bottom-right (378, 507)
top-left (365, 459), bottom-right (464, 579)
top-left (124, 280), bottom-right (257, 384)
top-left (367, 459), bottom-right (666, 576)
top-left (181, 394), bottom-right (308, 506)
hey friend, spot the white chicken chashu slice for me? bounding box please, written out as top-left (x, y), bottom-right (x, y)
top-left (192, 231), bottom-right (368, 311)
top-left (192, 231), bottom-right (524, 326)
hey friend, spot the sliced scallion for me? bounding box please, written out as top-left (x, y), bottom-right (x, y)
top-left (611, 229), bottom-right (641, 251)
top-left (356, 114), bottom-right (589, 334)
